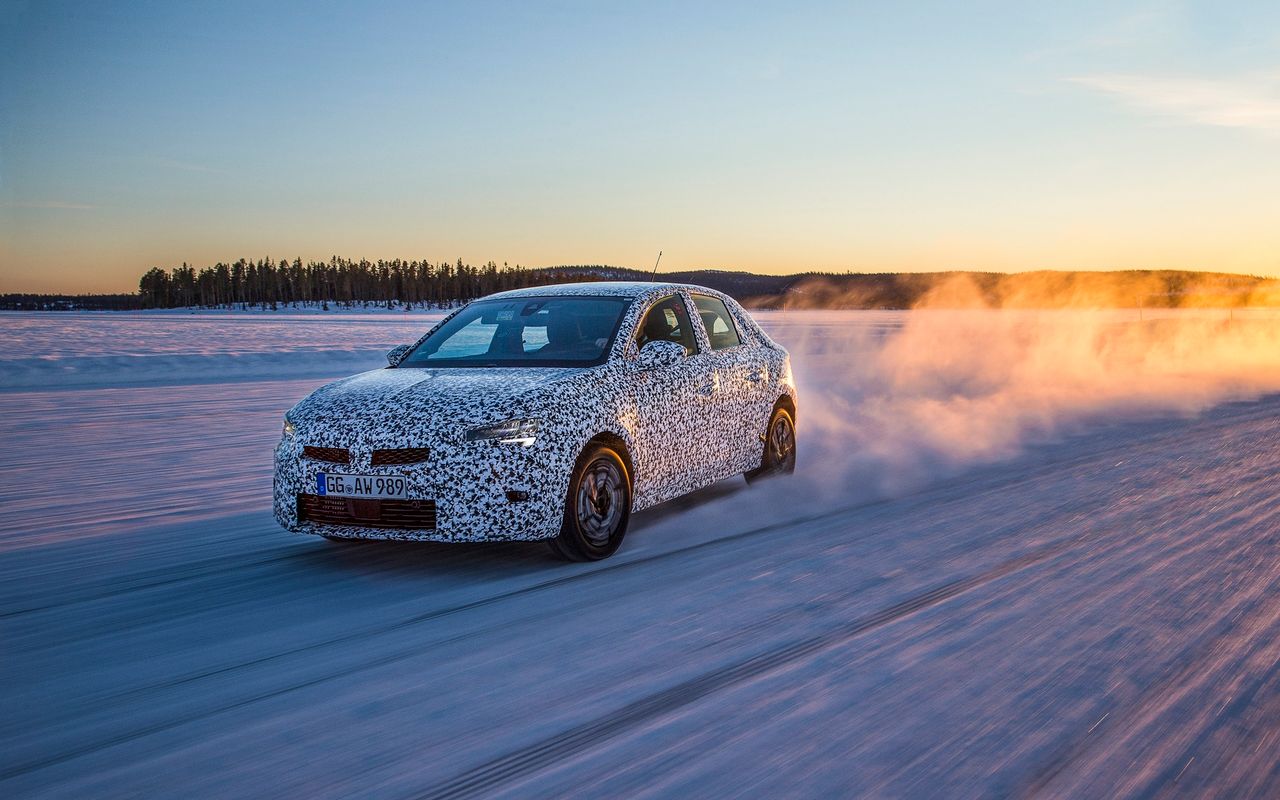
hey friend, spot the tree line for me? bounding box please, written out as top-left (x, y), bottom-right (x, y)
top-left (136, 257), bottom-right (631, 310)
top-left (6, 263), bottom-right (1272, 312)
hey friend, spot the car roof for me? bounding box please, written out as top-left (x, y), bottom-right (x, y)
top-left (481, 281), bottom-right (724, 302)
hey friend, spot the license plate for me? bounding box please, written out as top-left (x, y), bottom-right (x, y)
top-left (316, 472), bottom-right (409, 499)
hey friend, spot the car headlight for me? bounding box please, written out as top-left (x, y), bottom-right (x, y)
top-left (282, 416), bottom-right (297, 438)
top-left (465, 417), bottom-right (540, 446)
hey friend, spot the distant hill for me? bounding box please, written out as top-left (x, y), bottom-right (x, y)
top-left (726, 270), bottom-right (1280, 310)
top-left (535, 267), bottom-right (1280, 310)
top-left (532, 266), bottom-right (799, 299)
top-left (4, 263), bottom-right (1277, 311)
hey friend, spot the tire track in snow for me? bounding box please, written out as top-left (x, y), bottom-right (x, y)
top-left (71, 467), bottom-right (1124, 715)
top-left (413, 465), bottom-right (1280, 800)
top-left (1135, 655), bottom-right (1280, 796)
top-left (2, 455), bottom-right (1120, 781)
top-left (1, 465), bottom-right (1132, 793)
top-left (1015, 572), bottom-right (1280, 798)
top-left (410, 538), bottom-right (1087, 800)
top-left (852, 465), bottom-right (1280, 798)
top-left (0, 503), bottom-right (1094, 785)
top-left (0, 499), bottom-right (909, 782)
top-left (534, 484), bottom-right (1280, 799)
top-left (1011, 505), bottom-right (1280, 797)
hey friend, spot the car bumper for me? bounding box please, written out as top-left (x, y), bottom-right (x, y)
top-left (272, 437), bottom-right (568, 543)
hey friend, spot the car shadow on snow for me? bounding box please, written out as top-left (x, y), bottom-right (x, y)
top-left (299, 477), bottom-right (749, 577)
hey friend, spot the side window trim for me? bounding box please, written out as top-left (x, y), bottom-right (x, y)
top-left (676, 291), bottom-right (705, 356)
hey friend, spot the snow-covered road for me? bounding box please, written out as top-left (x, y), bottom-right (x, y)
top-left (3, 310), bottom-right (1280, 797)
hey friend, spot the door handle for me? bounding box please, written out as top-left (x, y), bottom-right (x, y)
top-left (697, 383), bottom-right (716, 396)
top-left (746, 369), bottom-right (765, 384)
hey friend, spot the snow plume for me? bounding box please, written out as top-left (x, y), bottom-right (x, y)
top-left (765, 270), bottom-right (1280, 312)
top-left (783, 274), bottom-right (1280, 501)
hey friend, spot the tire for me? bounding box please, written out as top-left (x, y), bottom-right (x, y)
top-left (746, 405), bottom-right (797, 484)
top-left (549, 443), bottom-right (632, 561)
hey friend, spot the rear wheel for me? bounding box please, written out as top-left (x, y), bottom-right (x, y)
top-left (746, 405), bottom-right (796, 484)
top-left (549, 443), bottom-right (632, 561)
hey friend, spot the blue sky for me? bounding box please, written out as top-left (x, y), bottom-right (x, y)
top-left (3, 0), bottom-right (1279, 291)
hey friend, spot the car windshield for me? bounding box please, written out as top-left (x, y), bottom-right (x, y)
top-left (398, 296), bottom-right (632, 368)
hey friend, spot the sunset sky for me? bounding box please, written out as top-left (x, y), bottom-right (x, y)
top-left (3, 0), bottom-right (1279, 293)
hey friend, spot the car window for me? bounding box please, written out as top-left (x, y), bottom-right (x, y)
top-left (691, 294), bottom-right (742, 350)
top-left (430, 317), bottom-right (497, 359)
top-left (635, 295), bottom-right (697, 356)
top-left (521, 325), bottom-right (549, 352)
top-left (398, 296), bottom-right (631, 367)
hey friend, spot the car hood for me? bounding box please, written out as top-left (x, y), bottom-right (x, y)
top-left (289, 366), bottom-right (584, 445)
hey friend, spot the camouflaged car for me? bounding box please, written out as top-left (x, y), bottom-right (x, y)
top-left (274, 282), bottom-right (797, 560)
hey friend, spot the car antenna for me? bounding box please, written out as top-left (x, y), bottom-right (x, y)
top-left (649, 250), bottom-right (663, 280)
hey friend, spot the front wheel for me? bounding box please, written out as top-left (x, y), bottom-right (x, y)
top-left (549, 443), bottom-right (632, 561)
top-left (746, 406), bottom-right (797, 484)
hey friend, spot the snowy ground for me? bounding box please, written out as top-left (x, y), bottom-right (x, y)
top-left (3, 309), bottom-right (1280, 797)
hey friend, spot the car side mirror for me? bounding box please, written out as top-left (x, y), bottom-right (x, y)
top-left (386, 344), bottom-right (412, 367)
top-left (635, 340), bottom-right (685, 370)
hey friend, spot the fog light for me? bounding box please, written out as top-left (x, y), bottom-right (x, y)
top-left (505, 490), bottom-right (529, 503)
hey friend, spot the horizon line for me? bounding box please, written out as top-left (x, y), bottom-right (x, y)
top-left (4, 264), bottom-right (1279, 297)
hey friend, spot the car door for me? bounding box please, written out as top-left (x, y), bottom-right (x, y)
top-left (627, 293), bottom-right (718, 504)
top-left (690, 292), bottom-right (770, 474)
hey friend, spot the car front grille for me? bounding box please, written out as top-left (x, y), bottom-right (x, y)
top-left (303, 446), bottom-right (351, 464)
top-left (297, 494), bottom-right (437, 530)
top-left (371, 447), bottom-right (430, 466)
